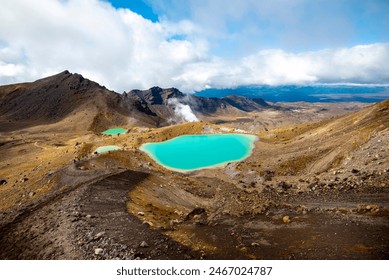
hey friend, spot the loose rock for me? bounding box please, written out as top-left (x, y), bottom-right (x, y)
top-left (95, 232), bottom-right (105, 239)
top-left (282, 216), bottom-right (291, 223)
top-left (140, 241), bottom-right (149, 248)
top-left (142, 221), bottom-right (153, 227)
top-left (94, 248), bottom-right (103, 255)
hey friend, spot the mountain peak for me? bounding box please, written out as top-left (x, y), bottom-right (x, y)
top-left (129, 86), bottom-right (185, 105)
top-left (34, 70), bottom-right (103, 92)
top-left (0, 70), bottom-right (111, 130)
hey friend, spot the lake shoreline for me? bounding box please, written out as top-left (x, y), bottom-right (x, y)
top-left (140, 133), bottom-right (258, 172)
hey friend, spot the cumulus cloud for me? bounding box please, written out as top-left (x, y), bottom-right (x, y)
top-left (174, 43), bottom-right (389, 91)
top-left (0, 0), bottom-right (207, 91)
top-left (0, 0), bottom-right (388, 93)
top-left (241, 43), bottom-right (389, 85)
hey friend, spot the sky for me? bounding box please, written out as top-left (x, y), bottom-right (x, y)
top-left (0, 0), bottom-right (388, 93)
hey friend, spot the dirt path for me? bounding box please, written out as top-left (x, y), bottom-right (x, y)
top-left (0, 170), bottom-right (200, 259)
top-left (75, 170), bottom-right (200, 259)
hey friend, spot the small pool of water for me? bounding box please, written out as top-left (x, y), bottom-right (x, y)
top-left (140, 134), bottom-right (257, 172)
top-left (95, 145), bottom-right (121, 154)
top-left (102, 128), bottom-right (127, 135)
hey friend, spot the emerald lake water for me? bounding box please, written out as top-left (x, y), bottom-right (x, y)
top-left (140, 134), bottom-right (257, 172)
top-left (95, 145), bottom-right (121, 153)
top-left (102, 128), bottom-right (127, 135)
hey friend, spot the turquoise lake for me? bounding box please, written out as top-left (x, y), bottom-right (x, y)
top-left (102, 128), bottom-right (127, 135)
top-left (95, 145), bottom-right (121, 153)
top-left (140, 134), bottom-right (257, 172)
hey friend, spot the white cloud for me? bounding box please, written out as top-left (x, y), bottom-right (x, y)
top-left (173, 43), bottom-right (389, 91)
top-left (239, 44), bottom-right (389, 85)
top-left (0, 0), bottom-right (207, 91)
top-left (0, 0), bottom-right (388, 93)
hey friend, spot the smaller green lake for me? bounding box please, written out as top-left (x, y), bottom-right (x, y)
top-left (140, 134), bottom-right (257, 172)
top-left (95, 145), bottom-right (121, 154)
top-left (102, 128), bottom-right (127, 135)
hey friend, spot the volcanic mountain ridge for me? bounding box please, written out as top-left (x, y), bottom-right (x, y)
top-left (0, 70), bottom-right (273, 132)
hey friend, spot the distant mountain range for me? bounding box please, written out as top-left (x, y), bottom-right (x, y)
top-left (1, 70), bottom-right (388, 134)
top-left (195, 84), bottom-right (389, 103)
top-left (0, 71), bottom-right (271, 132)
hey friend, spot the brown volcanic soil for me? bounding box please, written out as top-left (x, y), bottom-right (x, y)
top-left (0, 93), bottom-right (388, 259)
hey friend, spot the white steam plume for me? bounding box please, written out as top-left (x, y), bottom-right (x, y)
top-left (168, 98), bottom-right (199, 122)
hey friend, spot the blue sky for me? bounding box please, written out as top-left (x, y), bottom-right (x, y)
top-left (107, 0), bottom-right (158, 22)
top-left (0, 0), bottom-right (388, 92)
top-left (107, 0), bottom-right (389, 56)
